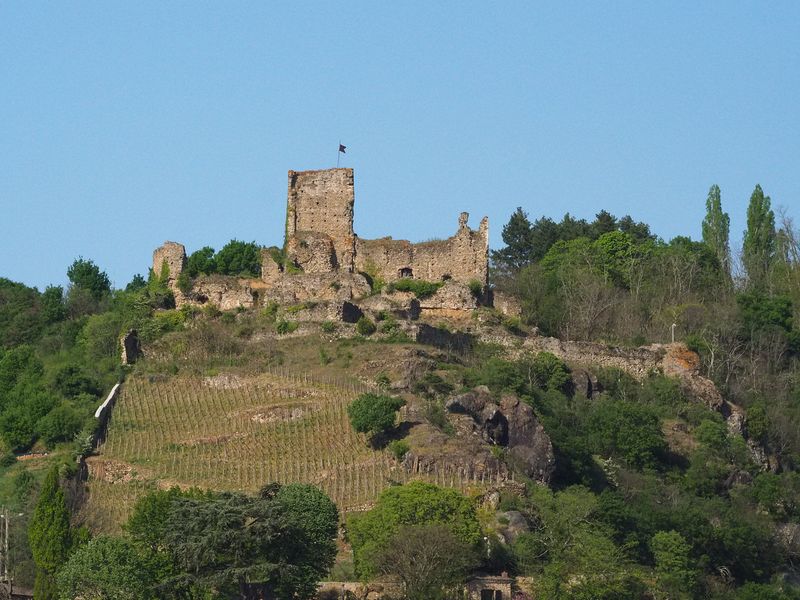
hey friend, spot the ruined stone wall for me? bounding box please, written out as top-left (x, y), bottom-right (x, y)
top-left (354, 212), bottom-right (489, 286)
top-left (286, 168), bottom-right (355, 271)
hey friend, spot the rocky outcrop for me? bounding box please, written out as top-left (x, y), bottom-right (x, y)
top-left (447, 386), bottom-right (555, 484)
top-left (571, 369), bottom-right (601, 399)
top-left (661, 344), bottom-right (725, 412)
top-left (359, 293), bottom-right (421, 321)
top-left (493, 510), bottom-right (530, 545)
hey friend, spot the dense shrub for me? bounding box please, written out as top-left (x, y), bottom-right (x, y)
top-left (275, 319), bottom-right (298, 335)
top-left (355, 316), bottom-right (376, 336)
top-left (388, 439), bottom-right (410, 460)
top-left (586, 400), bottom-right (667, 469)
top-left (347, 393), bottom-right (405, 438)
top-left (37, 403), bottom-right (84, 448)
top-left (388, 279), bottom-right (443, 299)
top-left (528, 351), bottom-right (571, 393)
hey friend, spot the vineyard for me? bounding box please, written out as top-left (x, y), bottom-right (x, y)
top-left (82, 367), bottom-right (408, 532)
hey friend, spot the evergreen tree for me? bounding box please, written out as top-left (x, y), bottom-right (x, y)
top-left (701, 184), bottom-right (731, 280)
top-left (491, 207), bottom-right (534, 273)
top-left (742, 184), bottom-right (776, 290)
top-left (28, 466), bottom-right (72, 599)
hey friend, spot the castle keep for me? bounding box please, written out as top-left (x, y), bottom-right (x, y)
top-left (153, 168), bottom-right (490, 316)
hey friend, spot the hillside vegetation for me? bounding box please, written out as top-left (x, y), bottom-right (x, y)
top-left (1, 184), bottom-right (799, 598)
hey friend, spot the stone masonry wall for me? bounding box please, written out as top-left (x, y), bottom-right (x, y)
top-left (286, 168), bottom-right (355, 272)
top-left (152, 241), bottom-right (187, 304)
top-left (152, 241), bottom-right (186, 284)
top-left (354, 212), bottom-right (489, 286)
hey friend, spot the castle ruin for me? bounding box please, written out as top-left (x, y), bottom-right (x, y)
top-left (153, 167), bottom-right (490, 317)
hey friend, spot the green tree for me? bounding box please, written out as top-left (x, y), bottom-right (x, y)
top-left (374, 524), bottom-right (475, 600)
top-left (214, 240), bottom-right (261, 277)
top-left (126, 486), bottom-right (206, 550)
top-left (67, 257), bottom-right (111, 301)
top-left (28, 466), bottom-right (72, 599)
top-left (124, 273), bottom-right (147, 292)
top-left (162, 489), bottom-right (334, 598)
top-left (41, 285), bottom-right (66, 323)
top-left (347, 481), bottom-right (481, 578)
top-left (513, 486), bottom-right (644, 599)
top-left (491, 207), bottom-right (535, 273)
top-left (586, 400), bottom-right (667, 469)
top-left (527, 351), bottom-right (571, 393)
top-left (0, 279), bottom-right (45, 347)
top-left (57, 536), bottom-right (163, 600)
top-left (702, 184), bottom-right (732, 280)
top-left (650, 530), bottom-right (697, 598)
top-left (126, 484), bottom-right (337, 599)
top-left (346, 393), bottom-right (405, 439)
top-left (273, 483), bottom-right (339, 576)
top-left (186, 246), bottom-right (217, 277)
top-left (742, 184), bottom-right (776, 290)
top-left (37, 403), bottom-right (84, 448)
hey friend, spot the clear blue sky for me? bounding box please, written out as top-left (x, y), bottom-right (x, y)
top-left (1, 2), bottom-right (798, 290)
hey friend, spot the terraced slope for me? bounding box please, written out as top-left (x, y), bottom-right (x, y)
top-left (81, 368), bottom-right (405, 532)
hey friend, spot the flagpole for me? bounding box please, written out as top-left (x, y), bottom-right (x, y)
top-left (337, 140), bottom-right (341, 168)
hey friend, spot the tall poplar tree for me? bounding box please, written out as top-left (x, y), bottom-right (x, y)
top-left (701, 184), bottom-right (731, 280)
top-left (742, 184), bottom-right (776, 290)
top-left (28, 466), bottom-right (72, 600)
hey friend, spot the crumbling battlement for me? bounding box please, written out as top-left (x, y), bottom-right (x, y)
top-left (354, 212), bottom-right (489, 287)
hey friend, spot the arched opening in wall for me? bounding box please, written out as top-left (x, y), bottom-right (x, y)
top-left (195, 294), bottom-right (209, 305)
top-left (399, 267), bottom-right (413, 279)
top-left (441, 274), bottom-right (452, 281)
top-left (481, 590), bottom-right (503, 600)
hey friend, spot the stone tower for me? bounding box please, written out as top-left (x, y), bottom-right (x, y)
top-left (285, 168), bottom-right (356, 272)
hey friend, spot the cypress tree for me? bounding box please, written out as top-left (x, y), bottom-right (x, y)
top-left (701, 184), bottom-right (731, 280)
top-left (742, 184), bottom-right (776, 290)
top-left (28, 466), bottom-right (72, 599)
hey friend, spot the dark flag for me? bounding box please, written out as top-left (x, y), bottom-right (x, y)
top-left (339, 144), bottom-right (346, 154)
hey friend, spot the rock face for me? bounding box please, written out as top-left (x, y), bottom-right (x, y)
top-left (571, 369), bottom-right (601, 399)
top-left (494, 510), bottom-right (530, 544)
top-left (661, 343), bottom-right (725, 411)
top-left (447, 386), bottom-right (555, 484)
